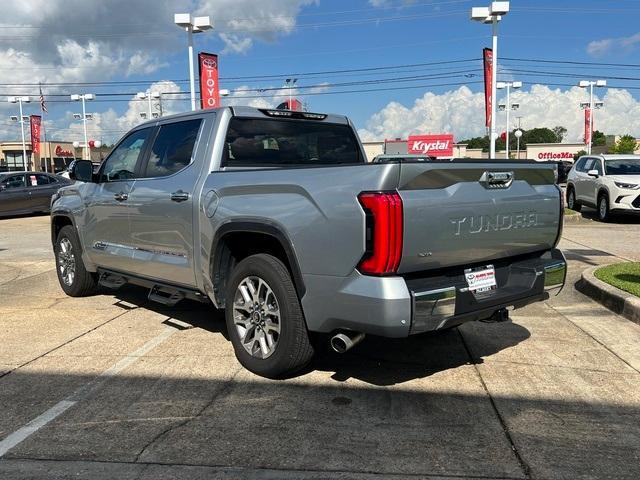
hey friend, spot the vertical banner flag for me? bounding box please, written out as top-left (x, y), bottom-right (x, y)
top-left (483, 48), bottom-right (493, 129)
top-left (30, 115), bottom-right (42, 155)
top-left (198, 52), bottom-right (220, 109)
top-left (584, 108), bottom-right (592, 145)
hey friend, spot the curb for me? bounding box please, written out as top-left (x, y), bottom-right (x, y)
top-left (563, 213), bottom-right (595, 224)
top-left (576, 266), bottom-right (640, 325)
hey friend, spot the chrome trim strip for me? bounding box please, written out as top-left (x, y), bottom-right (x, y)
top-left (543, 261), bottom-right (567, 295)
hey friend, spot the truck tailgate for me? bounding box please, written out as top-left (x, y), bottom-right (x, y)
top-left (397, 162), bottom-right (561, 273)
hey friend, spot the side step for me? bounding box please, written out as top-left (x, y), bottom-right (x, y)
top-left (98, 271), bottom-right (127, 290)
top-left (148, 285), bottom-right (186, 307)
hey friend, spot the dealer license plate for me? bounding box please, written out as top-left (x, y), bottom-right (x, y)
top-left (464, 265), bottom-right (497, 293)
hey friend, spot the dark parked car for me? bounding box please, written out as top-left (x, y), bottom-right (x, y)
top-left (0, 171), bottom-right (71, 217)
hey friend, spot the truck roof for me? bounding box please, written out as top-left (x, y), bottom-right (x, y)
top-left (134, 106), bottom-right (350, 128)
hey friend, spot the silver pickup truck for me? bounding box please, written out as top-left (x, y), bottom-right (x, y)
top-left (51, 107), bottom-right (566, 378)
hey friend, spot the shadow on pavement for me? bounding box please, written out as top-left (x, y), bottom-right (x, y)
top-left (106, 283), bottom-right (530, 386)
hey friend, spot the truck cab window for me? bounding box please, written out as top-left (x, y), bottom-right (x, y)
top-left (143, 119), bottom-right (202, 178)
top-left (100, 128), bottom-right (152, 182)
top-left (223, 118), bottom-right (362, 167)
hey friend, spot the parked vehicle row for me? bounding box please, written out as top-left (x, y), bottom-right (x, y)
top-left (51, 106), bottom-right (566, 378)
top-left (566, 154), bottom-right (640, 221)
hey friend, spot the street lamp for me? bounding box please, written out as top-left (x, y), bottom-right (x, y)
top-left (7, 96), bottom-right (31, 170)
top-left (71, 93), bottom-right (95, 160)
top-left (497, 80), bottom-right (521, 159)
top-left (578, 79), bottom-right (606, 154)
top-left (174, 13), bottom-right (213, 112)
top-left (471, 1), bottom-right (510, 158)
top-left (137, 90), bottom-right (161, 118)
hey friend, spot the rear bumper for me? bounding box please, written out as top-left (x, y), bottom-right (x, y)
top-left (301, 249), bottom-right (566, 337)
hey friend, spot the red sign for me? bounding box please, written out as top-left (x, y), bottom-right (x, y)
top-left (198, 52), bottom-right (220, 109)
top-left (30, 115), bottom-right (41, 155)
top-left (55, 145), bottom-right (74, 157)
top-left (584, 108), bottom-right (592, 145)
top-left (483, 48), bottom-right (493, 129)
top-left (407, 134), bottom-right (455, 157)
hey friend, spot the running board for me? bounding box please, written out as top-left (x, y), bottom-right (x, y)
top-left (148, 285), bottom-right (185, 307)
top-left (98, 271), bottom-right (127, 290)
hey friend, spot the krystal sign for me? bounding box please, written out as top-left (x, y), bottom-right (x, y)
top-left (407, 134), bottom-right (454, 157)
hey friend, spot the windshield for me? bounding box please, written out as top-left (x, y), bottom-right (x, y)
top-left (605, 158), bottom-right (640, 175)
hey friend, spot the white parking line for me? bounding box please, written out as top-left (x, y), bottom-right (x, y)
top-left (0, 327), bottom-right (175, 458)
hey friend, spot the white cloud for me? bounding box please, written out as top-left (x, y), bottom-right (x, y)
top-left (358, 85), bottom-right (640, 142)
top-left (587, 32), bottom-right (640, 57)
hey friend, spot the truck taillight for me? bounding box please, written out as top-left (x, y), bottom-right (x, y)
top-left (357, 192), bottom-right (403, 276)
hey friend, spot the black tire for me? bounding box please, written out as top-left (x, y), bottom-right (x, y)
top-left (225, 254), bottom-right (314, 378)
top-left (55, 225), bottom-right (98, 297)
top-left (597, 194), bottom-right (610, 222)
top-left (566, 187), bottom-right (581, 212)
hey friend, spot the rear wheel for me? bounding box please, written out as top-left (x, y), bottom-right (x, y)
top-left (55, 225), bottom-right (98, 297)
top-left (598, 194), bottom-right (610, 222)
top-left (567, 187), bottom-right (581, 212)
top-left (225, 254), bottom-right (314, 378)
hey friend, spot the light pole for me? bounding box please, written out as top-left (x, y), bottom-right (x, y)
top-left (285, 78), bottom-right (298, 109)
top-left (579, 79), bottom-right (606, 154)
top-left (7, 96), bottom-right (31, 170)
top-left (71, 94), bottom-right (95, 160)
top-left (137, 90), bottom-right (161, 118)
top-left (471, 1), bottom-right (510, 158)
top-left (174, 14), bottom-right (213, 112)
top-left (497, 80), bottom-right (521, 158)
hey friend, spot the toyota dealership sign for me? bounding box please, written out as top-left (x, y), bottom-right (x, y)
top-left (407, 134), bottom-right (454, 157)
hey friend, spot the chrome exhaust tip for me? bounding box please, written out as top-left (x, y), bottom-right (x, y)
top-left (330, 332), bottom-right (365, 353)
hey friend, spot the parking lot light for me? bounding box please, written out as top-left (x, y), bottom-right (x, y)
top-left (137, 90), bottom-right (162, 118)
top-left (7, 95), bottom-right (31, 170)
top-left (496, 79), bottom-right (521, 158)
top-left (471, 1), bottom-right (510, 158)
top-left (71, 94), bottom-right (95, 160)
top-left (579, 79), bottom-right (607, 154)
top-left (174, 13), bottom-right (213, 112)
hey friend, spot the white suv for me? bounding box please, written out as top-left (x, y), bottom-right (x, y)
top-left (566, 154), bottom-right (640, 221)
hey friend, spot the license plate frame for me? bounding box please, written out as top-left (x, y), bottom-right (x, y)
top-left (464, 265), bottom-right (497, 293)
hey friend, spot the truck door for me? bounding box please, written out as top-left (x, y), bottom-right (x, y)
top-left (82, 127), bottom-right (153, 272)
top-left (125, 118), bottom-right (205, 287)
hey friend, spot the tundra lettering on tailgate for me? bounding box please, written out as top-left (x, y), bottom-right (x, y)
top-left (450, 212), bottom-right (539, 236)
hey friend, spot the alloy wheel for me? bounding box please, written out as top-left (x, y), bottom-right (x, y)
top-left (232, 276), bottom-right (281, 359)
top-left (58, 238), bottom-right (76, 286)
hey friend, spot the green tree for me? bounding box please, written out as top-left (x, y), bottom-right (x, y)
top-left (552, 126), bottom-right (567, 143)
top-left (592, 130), bottom-right (606, 146)
top-left (610, 135), bottom-right (637, 154)
top-left (522, 127), bottom-right (558, 145)
top-left (573, 149), bottom-right (587, 161)
top-left (459, 136), bottom-right (490, 152)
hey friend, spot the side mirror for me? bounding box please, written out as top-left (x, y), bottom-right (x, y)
top-left (587, 169), bottom-right (600, 178)
top-left (70, 160), bottom-right (94, 182)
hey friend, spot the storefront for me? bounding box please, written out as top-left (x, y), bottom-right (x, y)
top-left (0, 141), bottom-right (78, 173)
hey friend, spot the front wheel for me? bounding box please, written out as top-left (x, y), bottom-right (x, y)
top-left (598, 194), bottom-right (610, 222)
top-left (55, 225), bottom-right (98, 297)
top-left (225, 254), bottom-right (314, 378)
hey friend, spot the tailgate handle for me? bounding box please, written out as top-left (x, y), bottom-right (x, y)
top-left (480, 171), bottom-right (513, 189)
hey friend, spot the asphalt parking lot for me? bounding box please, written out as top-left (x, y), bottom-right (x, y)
top-left (1, 214), bottom-right (640, 480)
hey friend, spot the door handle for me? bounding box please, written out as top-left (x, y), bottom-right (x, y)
top-left (170, 190), bottom-right (190, 202)
top-left (114, 192), bottom-right (128, 202)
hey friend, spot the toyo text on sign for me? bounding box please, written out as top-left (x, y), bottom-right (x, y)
top-left (407, 134), bottom-right (455, 157)
top-left (198, 52), bottom-right (220, 109)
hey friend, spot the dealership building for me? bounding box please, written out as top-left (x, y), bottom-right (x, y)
top-left (0, 141), bottom-right (79, 173)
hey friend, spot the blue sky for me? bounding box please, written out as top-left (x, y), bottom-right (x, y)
top-left (2, 0), bottom-right (640, 143)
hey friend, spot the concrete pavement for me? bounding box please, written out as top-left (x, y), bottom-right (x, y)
top-left (0, 214), bottom-right (639, 479)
